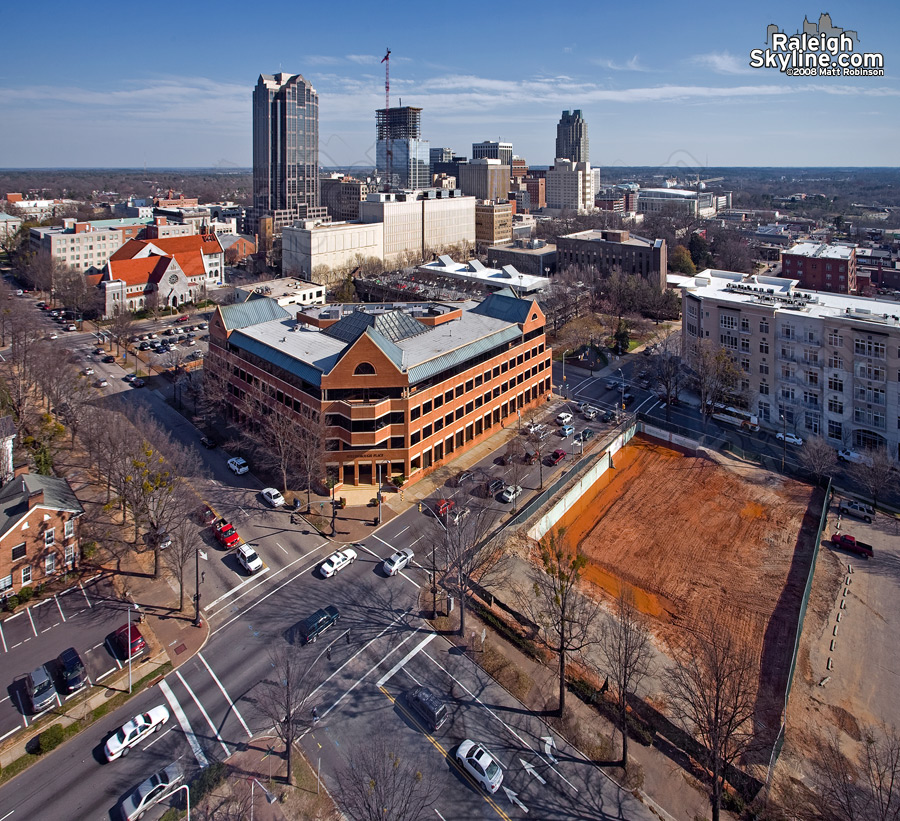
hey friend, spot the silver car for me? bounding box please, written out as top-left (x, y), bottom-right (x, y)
top-left (383, 548), bottom-right (414, 576)
top-left (120, 762), bottom-right (184, 821)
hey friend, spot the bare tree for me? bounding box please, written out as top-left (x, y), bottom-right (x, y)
top-left (108, 304), bottom-right (134, 354)
top-left (849, 448), bottom-right (899, 509)
top-left (162, 518), bottom-right (204, 612)
top-left (521, 531), bottom-right (602, 717)
top-left (652, 330), bottom-right (687, 419)
top-left (437, 501), bottom-right (505, 641)
top-left (295, 404), bottom-right (328, 511)
top-left (336, 736), bottom-right (440, 821)
top-left (799, 437), bottom-right (839, 487)
top-left (252, 644), bottom-right (320, 787)
top-left (598, 589), bottom-right (654, 769)
top-left (664, 628), bottom-right (757, 821)
top-left (243, 401), bottom-right (302, 495)
top-left (689, 339), bottom-right (743, 423)
top-left (0, 308), bottom-right (45, 430)
top-left (503, 438), bottom-right (527, 513)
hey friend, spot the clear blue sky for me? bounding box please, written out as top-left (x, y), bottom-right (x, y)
top-left (1, 0), bottom-right (897, 169)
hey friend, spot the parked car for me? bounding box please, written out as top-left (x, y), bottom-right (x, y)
top-left (236, 544), bottom-right (264, 573)
top-left (57, 647), bottom-right (87, 694)
top-left (487, 478), bottom-right (505, 496)
top-left (831, 532), bottom-right (874, 559)
top-left (547, 449), bottom-right (567, 466)
top-left (199, 506), bottom-right (217, 526)
top-left (450, 506), bottom-right (470, 524)
top-left (119, 762), bottom-right (184, 821)
top-left (838, 500), bottom-right (875, 523)
top-left (131, 378), bottom-right (145, 388)
top-left (261, 487), bottom-right (285, 507)
top-left (199, 435), bottom-right (217, 449)
top-left (556, 412), bottom-right (573, 425)
top-left (499, 485), bottom-right (523, 503)
top-left (406, 686), bottom-right (448, 732)
top-left (297, 605), bottom-right (340, 644)
top-left (838, 449), bottom-right (869, 465)
top-left (113, 623), bottom-right (147, 661)
top-left (383, 548), bottom-right (414, 576)
top-left (579, 428), bottom-right (595, 443)
top-left (27, 665), bottom-right (57, 713)
top-left (96, 378), bottom-right (108, 388)
top-left (525, 422), bottom-right (546, 436)
top-left (83, 367), bottom-right (94, 376)
top-left (102, 355), bottom-right (116, 364)
top-left (456, 739), bottom-right (503, 793)
top-left (622, 391), bottom-right (635, 406)
top-left (320, 547), bottom-right (358, 578)
top-left (776, 431), bottom-right (803, 447)
top-left (559, 424), bottom-right (575, 438)
top-left (104, 705), bottom-right (170, 761)
top-left (66, 324), bottom-right (77, 332)
top-left (454, 470), bottom-right (474, 486)
top-left (600, 409), bottom-right (616, 423)
top-left (582, 407), bottom-right (597, 420)
top-left (227, 456), bottom-right (249, 474)
top-left (214, 519), bottom-right (241, 548)
top-left (176, 315), bottom-right (190, 323)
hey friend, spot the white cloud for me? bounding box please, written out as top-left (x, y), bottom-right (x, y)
top-left (593, 55), bottom-right (651, 72)
top-left (345, 54), bottom-right (382, 65)
top-left (692, 52), bottom-right (757, 75)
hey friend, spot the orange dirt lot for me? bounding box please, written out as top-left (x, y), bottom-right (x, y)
top-left (559, 435), bottom-right (822, 704)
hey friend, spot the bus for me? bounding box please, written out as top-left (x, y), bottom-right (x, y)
top-left (709, 403), bottom-right (760, 432)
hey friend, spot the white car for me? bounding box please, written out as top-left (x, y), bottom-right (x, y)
top-left (499, 485), bottom-right (523, 503)
top-left (776, 431), bottom-right (803, 447)
top-left (97, 378), bottom-right (108, 387)
top-left (582, 406), bottom-right (597, 420)
top-left (236, 543), bottom-right (263, 573)
top-left (456, 739), bottom-right (503, 793)
top-left (838, 449), bottom-right (869, 465)
top-left (227, 456), bottom-right (249, 474)
top-left (104, 705), bottom-right (170, 761)
top-left (383, 548), bottom-right (414, 576)
top-left (66, 324), bottom-right (77, 331)
top-left (261, 487), bottom-right (285, 507)
top-left (83, 367), bottom-right (94, 376)
top-left (525, 422), bottom-right (545, 436)
top-left (555, 412), bottom-right (573, 425)
top-left (320, 547), bottom-right (358, 578)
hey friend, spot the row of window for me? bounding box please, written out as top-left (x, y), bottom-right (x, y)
top-left (0, 546), bottom-right (76, 592)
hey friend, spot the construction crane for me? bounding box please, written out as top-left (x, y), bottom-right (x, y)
top-left (382, 48), bottom-right (391, 193)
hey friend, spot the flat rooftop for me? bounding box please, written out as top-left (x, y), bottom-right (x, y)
top-left (786, 241), bottom-right (856, 260)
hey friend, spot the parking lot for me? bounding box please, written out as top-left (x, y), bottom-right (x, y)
top-left (0, 575), bottom-right (138, 740)
top-left (809, 500), bottom-right (900, 730)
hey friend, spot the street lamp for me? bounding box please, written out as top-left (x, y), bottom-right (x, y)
top-left (127, 601), bottom-right (140, 693)
top-left (618, 368), bottom-right (625, 416)
top-left (560, 349), bottom-right (572, 399)
top-left (171, 783), bottom-right (191, 819)
top-left (193, 544), bottom-right (205, 628)
top-left (780, 412), bottom-right (786, 471)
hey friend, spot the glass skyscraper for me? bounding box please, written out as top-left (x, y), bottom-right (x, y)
top-left (555, 110), bottom-right (589, 164)
top-left (376, 106), bottom-right (430, 190)
top-left (251, 73), bottom-right (319, 232)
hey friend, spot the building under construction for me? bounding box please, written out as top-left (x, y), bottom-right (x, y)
top-left (376, 106), bottom-right (430, 191)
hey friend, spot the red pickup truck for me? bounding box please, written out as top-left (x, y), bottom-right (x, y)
top-left (548, 449), bottom-right (567, 466)
top-left (831, 533), bottom-right (874, 559)
top-left (214, 518), bottom-right (241, 548)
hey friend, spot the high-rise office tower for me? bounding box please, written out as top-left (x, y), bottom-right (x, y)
top-left (555, 110), bottom-right (589, 164)
top-left (472, 140), bottom-right (513, 166)
top-left (376, 106), bottom-right (430, 190)
top-left (251, 72), bottom-right (320, 235)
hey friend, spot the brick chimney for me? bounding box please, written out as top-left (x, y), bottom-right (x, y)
top-left (14, 464), bottom-right (29, 478)
top-left (27, 488), bottom-right (44, 508)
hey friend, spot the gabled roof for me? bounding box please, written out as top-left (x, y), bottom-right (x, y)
top-left (323, 309), bottom-right (428, 346)
top-left (110, 234), bottom-right (222, 279)
top-left (219, 299), bottom-right (291, 331)
top-left (107, 256), bottom-right (172, 287)
top-left (469, 291), bottom-right (536, 324)
top-left (0, 473), bottom-right (83, 539)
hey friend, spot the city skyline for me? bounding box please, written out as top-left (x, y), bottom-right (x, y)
top-left (0, 0), bottom-right (897, 169)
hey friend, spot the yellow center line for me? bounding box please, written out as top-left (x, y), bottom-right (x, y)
top-left (378, 686), bottom-right (514, 821)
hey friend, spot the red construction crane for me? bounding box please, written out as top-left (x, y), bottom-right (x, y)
top-left (382, 48), bottom-right (391, 192)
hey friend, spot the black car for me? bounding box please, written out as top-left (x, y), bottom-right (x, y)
top-left (57, 647), bottom-right (87, 694)
top-left (487, 478), bottom-right (505, 496)
top-left (102, 355), bottom-right (115, 364)
top-left (406, 686), bottom-right (448, 732)
top-left (600, 410), bottom-right (616, 423)
top-left (623, 392), bottom-right (635, 406)
top-left (298, 605), bottom-right (340, 644)
top-left (200, 435), bottom-right (217, 449)
top-left (580, 428), bottom-right (595, 443)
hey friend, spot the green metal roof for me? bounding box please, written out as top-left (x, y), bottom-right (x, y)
top-left (220, 299), bottom-right (291, 331)
top-left (407, 325), bottom-right (521, 385)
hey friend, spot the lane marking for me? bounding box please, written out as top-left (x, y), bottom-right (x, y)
top-left (377, 633), bottom-right (437, 687)
top-left (0, 727), bottom-right (19, 743)
top-left (14, 691), bottom-right (28, 727)
top-left (378, 686), bottom-right (512, 821)
top-left (197, 653), bottom-right (252, 738)
top-left (0, 621), bottom-right (7, 653)
top-left (159, 678), bottom-right (209, 767)
top-left (96, 668), bottom-right (116, 681)
top-left (0, 809), bottom-right (14, 821)
top-left (353, 542), bottom-right (420, 589)
top-left (175, 671), bottom-right (231, 758)
top-left (275, 542), bottom-right (288, 556)
top-left (144, 726), bottom-right (172, 750)
top-left (423, 649), bottom-right (580, 795)
top-left (79, 583), bottom-right (92, 608)
top-left (25, 607), bottom-right (37, 637)
top-left (54, 596), bottom-right (66, 622)
top-left (206, 542), bottom-right (328, 617)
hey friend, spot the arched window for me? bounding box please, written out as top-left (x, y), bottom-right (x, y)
top-left (353, 362), bottom-right (376, 376)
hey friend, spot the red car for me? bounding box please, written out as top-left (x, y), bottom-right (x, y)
top-left (113, 623), bottom-right (147, 660)
top-left (435, 499), bottom-right (455, 517)
top-left (214, 519), bottom-right (241, 548)
top-left (176, 315), bottom-right (190, 323)
top-left (548, 449), bottom-right (567, 466)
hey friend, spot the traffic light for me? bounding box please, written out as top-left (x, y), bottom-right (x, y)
top-left (417, 502), bottom-right (423, 512)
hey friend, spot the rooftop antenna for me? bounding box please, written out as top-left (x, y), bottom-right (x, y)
top-left (382, 48), bottom-right (392, 193)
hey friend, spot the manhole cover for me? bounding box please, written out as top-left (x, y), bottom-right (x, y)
top-left (174, 643), bottom-right (187, 656)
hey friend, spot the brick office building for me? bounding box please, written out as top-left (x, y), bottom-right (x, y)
top-left (781, 242), bottom-right (857, 294)
top-left (206, 292), bottom-right (552, 488)
top-left (557, 228), bottom-right (667, 291)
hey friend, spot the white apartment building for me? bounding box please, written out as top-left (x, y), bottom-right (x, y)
top-left (282, 219), bottom-right (384, 281)
top-left (546, 159), bottom-right (594, 213)
top-left (681, 269), bottom-right (900, 458)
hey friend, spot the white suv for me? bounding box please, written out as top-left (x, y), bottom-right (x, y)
top-left (227, 457), bottom-right (249, 475)
top-left (237, 544), bottom-right (264, 573)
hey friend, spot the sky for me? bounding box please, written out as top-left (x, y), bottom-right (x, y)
top-left (1, 0), bottom-right (898, 170)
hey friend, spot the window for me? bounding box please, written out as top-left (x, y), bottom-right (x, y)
top-left (828, 354), bottom-right (844, 369)
top-left (410, 406), bottom-right (421, 421)
top-left (22, 566), bottom-right (32, 585)
top-left (45, 554), bottom-right (55, 575)
top-left (781, 386), bottom-right (795, 401)
top-left (353, 363), bottom-right (377, 376)
top-left (741, 317), bottom-right (750, 332)
top-left (827, 420), bottom-right (843, 440)
top-left (854, 338), bottom-right (886, 359)
top-left (759, 319), bottom-right (769, 334)
top-left (827, 397), bottom-right (844, 414)
top-left (805, 413), bottom-right (820, 435)
top-left (758, 401), bottom-right (771, 421)
top-left (806, 371), bottom-right (819, 386)
top-left (11, 543), bottom-right (26, 561)
top-left (0, 575), bottom-right (11, 594)
top-left (759, 382), bottom-right (769, 395)
top-left (423, 400), bottom-right (432, 415)
top-left (741, 358), bottom-right (750, 374)
top-left (720, 334), bottom-right (738, 350)
top-left (782, 325), bottom-right (796, 340)
top-left (720, 315), bottom-right (737, 330)
top-left (828, 375), bottom-right (843, 392)
top-left (803, 391), bottom-right (819, 407)
top-left (45, 528), bottom-right (55, 547)
top-left (740, 338), bottom-right (750, 353)
top-left (856, 362), bottom-right (886, 381)
top-left (759, 340), bottom-right (769, 354)
top-left (759, 362), bottom-right (769, 375)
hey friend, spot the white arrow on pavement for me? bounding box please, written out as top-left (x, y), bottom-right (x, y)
top-left (541, 735), bottom-right (557, 762)
top-left (520, 758), bottom-right (546, 785)
top-left (504, 786), bottom-right (528, 813)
